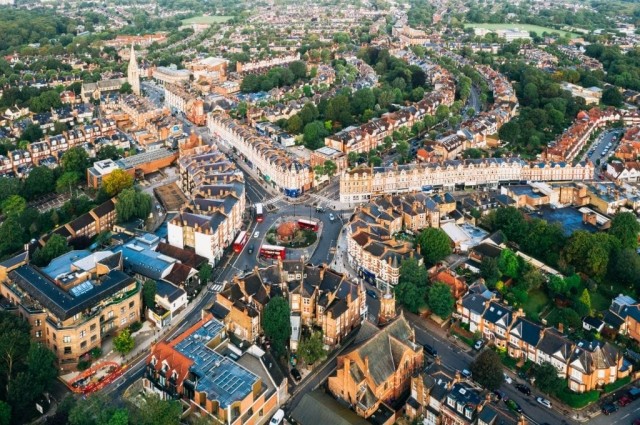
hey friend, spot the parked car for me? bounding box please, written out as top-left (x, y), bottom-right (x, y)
top-left (270, 409), bottom-right (285, 425)
top-left (290, 368), bottom-right (302, 382)
top-left (461, 369), bottom-right (472, 379)
top-left (315, 206), bottom-right (325, 213)
top-left (503, 373), bottom-right (512, 384)
top-left (602, 403), bottom-right (618, 415)
top-left (536, 397), bottom-right (552, 408)
top-left (628, 387), bottom-right (640, 400)
top-left (474, 340), bottom-right (484, 351)
top-left (423, 344), bottom-right (438, 357)
top-left (515, 384), bottom-right (531, 396)
top-left (366, 289), bottom-right (377, 299)
top-left (619, 395), bottom-right (633, 407)
top-left (248, 244), bottom-right (254, 254)
top-left (506, 399), bottom-right (522, 413)
top-left (329, 213), bottom-right (335, 221)
top-left (517, 370), bottom-right (528, 380)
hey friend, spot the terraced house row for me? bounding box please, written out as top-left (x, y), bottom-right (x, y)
top-left (324, 62), bottom-right (455, 154)
top-left (339, 158), bottom-right (595, 203)
top-left (208, 112), bottom-right (312, 197)
top-left (457, 293), bottom-right (631, 393)
top-left (168, 138), bottom-right (246, 264)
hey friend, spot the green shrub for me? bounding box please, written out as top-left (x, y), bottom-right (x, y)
top-left (129, 321), bottom-right (143, 333)
top-left (604, 376), bottom-right (631, 393)
top-left (77, 360), bottom-right (92, 371)
top-left (90, 347), bottom-right (102, 359)
top-left (556, 387), bottom-right (599, 408)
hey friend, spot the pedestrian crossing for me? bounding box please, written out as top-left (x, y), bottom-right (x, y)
top-left (209, 283), bottom-right (224, 292)
top-left (261, 195), bottom-right (285, 207)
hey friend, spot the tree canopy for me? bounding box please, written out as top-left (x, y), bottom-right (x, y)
top-left (428, 282), bottom-right (455, 318)
top-left (103, 169), bottom-right (134, 196)
top-left (263, 296), bottom-right (291, 356)
top-left (417, 227), bottom-right (452, 266)
top-left (115, 188), bottom-right (152, 223)
top-left (470, 349), bottom-right (504, 390)
top-left (395, 258), bottom-right (428, 313)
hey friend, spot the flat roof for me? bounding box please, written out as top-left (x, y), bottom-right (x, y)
top-left (10, 266), bottom-right (135, 320)
top-left (114, 240), bottom-right (175, 280)
top-left (116, 148), bottom-right (175, 170)
top-left (174, 319), bottom-right (259, 408)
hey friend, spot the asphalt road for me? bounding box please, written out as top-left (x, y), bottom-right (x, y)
top-left (585, 128), bottom-right (623, 166)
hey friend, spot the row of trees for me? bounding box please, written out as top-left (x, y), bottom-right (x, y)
top-left (484, 207), bottom-right (640, 286)
top-left (240, 60), bottom-right (308, 93)
top-left (0, 311), bottom-right (58, 424)
top-left (394, 227), bottom-right (455, 317)
top-left (498, 62), bottom-right (587, 155)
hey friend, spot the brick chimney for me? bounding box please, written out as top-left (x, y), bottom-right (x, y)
top-left (558, 322), bottom-right (564, 333)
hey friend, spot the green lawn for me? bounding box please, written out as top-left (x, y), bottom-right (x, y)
top-left (591, 291), bottom-right (610, 312)
top-left (523, 289), bottom-right (550, 320)
top-left (181, 15), bottom-right (233, 25)
top-left (463, 23), bottom-right (580, 39)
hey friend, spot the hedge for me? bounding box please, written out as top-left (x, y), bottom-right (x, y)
top-left (604, 376), bottom-right (631, 393)
top-left (556, 387), bottom-right (600, 408)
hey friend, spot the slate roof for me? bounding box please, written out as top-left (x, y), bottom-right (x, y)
top-left (291, 390), bottom-right (369, 425)
top-left (510, 317), bottom-right (544, 347)
top-left (536, 328), bottom-right (573, 361)
top-left (155, 279), bottom-right (186, 303)
top-left (344, 315), bottom-right (417, 387)
top-left (460, 293), bottom-right (488, 315)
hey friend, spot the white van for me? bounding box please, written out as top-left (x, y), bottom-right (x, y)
top-left (270, 409), bottom-right (285, 425)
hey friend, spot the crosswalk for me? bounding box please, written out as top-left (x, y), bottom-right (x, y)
top-left (209, 283), bottom-right (224, 292)
top-left (261, 195), bottom-right (285, 207)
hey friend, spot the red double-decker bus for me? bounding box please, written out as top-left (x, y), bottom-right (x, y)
top-left (259, 244), bottom-right (286, 260)
top-left (255, 203), bottom-right (264, 222)
top-left (233, 231), bottom-right (248, 253)
top-left (298, 218), bottom-right (319, 232)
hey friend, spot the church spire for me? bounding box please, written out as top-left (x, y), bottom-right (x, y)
top-left (127, 43), bottom-right (140, 96)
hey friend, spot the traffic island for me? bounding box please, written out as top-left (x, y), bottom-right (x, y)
top-left (257, 216), bottom-right (322, 265)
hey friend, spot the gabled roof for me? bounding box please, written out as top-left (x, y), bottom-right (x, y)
top-left (510, 317), bottom-right (544, 347)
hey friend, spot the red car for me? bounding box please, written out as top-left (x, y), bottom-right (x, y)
top-left (618, 395), bottom-right (632, 407)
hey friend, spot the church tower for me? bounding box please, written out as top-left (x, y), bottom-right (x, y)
top-left (378, 279), bottom-right (396, 325)
top-left (127, 44), bottom-right (140, 96)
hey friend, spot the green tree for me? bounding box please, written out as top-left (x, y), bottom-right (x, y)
top-left (498, 249), bottom-right (520, 278)
top-left (533, 362), bottom-right (565, 395)
top-left (0, 401), bottom-right (10, 425)
top-left (610, 248), bottom-right (640, 288)
top-left (1, 195), bottom-right (26, 217)
top-left (263, 296), bottom-right (291, 356)
top-left (480, 257), bottom-right (501, 287)
top-left (297, 331), bottom-right (326, 365)
top-left (323, 160), bottom-right (337, 178)
top-left (609, 211), bottom-right (640, 250)
top-left (119, 82), bottom-right (132, 94)
top-left (97, 145), bottom-right (119, 161)
top-left (115, 188), bottom-right (152, 222)
top-left (351, 88), bottom-right (375, 117)
top-left (24, 166), bottom-right (55, 200)
top-left (298, 102), bottom-right (319, 124)
top-left (33, 233), bottom-right (70, 267)
top-left (199, 262), bottom-right (213, 284)
top-left (417, 227), bottom-right (452, 266)
top-left (602, 87), bottom-right (623, 107)
top-left (0, 178), bottom-right (21, 205)
top-left (428, 282), bottom-right (455, 318)
top-left (61, 146), bottom-right (89, 175)
top-left (396, 140), bottom-right (410, 159)
top-left (105, 409), bottom-right (129, 425)
top-left (133, 395), bottom-right (182, 425)
top-left (326, 94), bottom-right (352, 127)
top-left (56, 171), bottom-right (80, 194)
top-left (395, 257), bottom-right (428, 313)
top-left (576, 288), bottom-right (592, 316)
top-left (103, 169), bottom-right (133, 196)
top-left (0, 217), bottom-right (25, 256)
top-left (302, 121), bottom-right (328, 150)
top-left (289, 60), bottom-right (307, 79)
top-left (0, 311), bottom-right (30, 397)
top-left (22, 123), bottom-right (43, 143)
top-left (470, 349), bottom-right (504, 390)
top-left (521, 268), bottom-right (545, 291)
top-left (27, 342), bottom-right (57, 396)
top-left (287, 114), bottom-right (303, 134)
top-left (113, 329), bottom-right (134, 355)
top-left (142, 280), bottom-right (156, 310)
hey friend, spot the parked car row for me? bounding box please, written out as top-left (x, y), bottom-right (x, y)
top-left (602, 386), bottom-right (640, 415)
